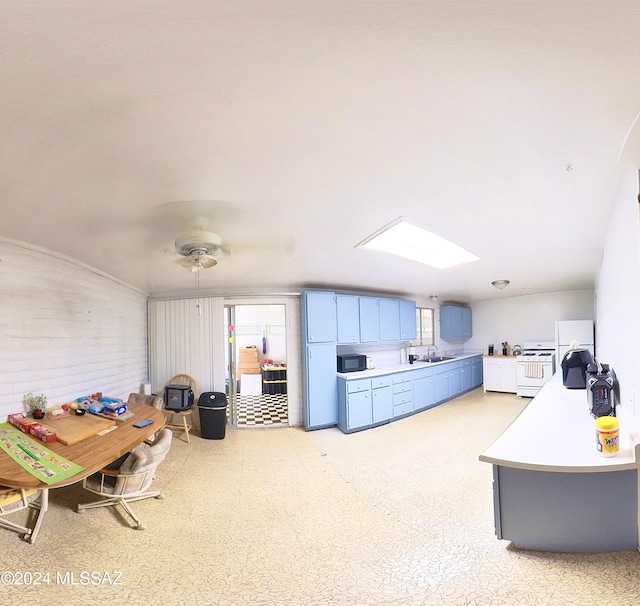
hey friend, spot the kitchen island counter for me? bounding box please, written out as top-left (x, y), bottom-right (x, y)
top-left (480, 373), bottom-right (640, 553)
top-left (480, 373), bottom-right (639, 472)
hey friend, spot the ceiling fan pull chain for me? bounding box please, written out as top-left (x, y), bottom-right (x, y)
top-left (195, 268), bottom-right (202, 316)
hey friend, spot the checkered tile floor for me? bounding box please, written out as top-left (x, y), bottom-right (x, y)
top-left (235, 394), bottom-right (289, 426)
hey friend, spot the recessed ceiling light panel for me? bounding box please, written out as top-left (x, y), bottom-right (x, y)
top-left (356, 218), bottom-right (479, 269)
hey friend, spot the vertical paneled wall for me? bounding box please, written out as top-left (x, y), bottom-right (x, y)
top-left (0, 240), bottom-right (148, 419)
top-left (147, 297), bottom-right (224, 397)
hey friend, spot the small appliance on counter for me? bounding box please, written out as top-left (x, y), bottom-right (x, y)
top-left (561, 342), bottom-right (595, 389)
top-left (337, 353), bottom-right (367, 373)
top-left (366, 356), bottom-right (375, 370)
top-left (587, 362), bottom-right (616, 418)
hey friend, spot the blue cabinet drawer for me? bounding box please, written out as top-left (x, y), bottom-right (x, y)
top-left (393, 402), bottom-right (413, 418)
top-left (371, 376), bottom-right (392, 389)
top-left (346, 379), bottom-right (371, 393)
top-left (392, 372), bottom-right (413, 384)
top-left (392, 382), bottom-right (413, 395)
top-left (411, 366), bottom-right (434, 379)
top-left (392, 392), bottom-right (413, 407)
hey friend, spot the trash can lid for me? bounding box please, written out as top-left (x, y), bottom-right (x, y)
top-left (197, 391), bottom-right (228, 407)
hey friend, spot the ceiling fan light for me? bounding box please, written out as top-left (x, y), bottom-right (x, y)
top-left (491, 279), bottom-right (510, 290)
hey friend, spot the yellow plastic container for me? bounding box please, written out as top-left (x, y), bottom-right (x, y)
top-left (595, 416), bottom-right (619, 457)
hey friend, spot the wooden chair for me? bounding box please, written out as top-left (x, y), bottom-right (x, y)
top-left (163, 374), bottom-right (196, 444)
top-left (77, 428), bottom-right (172, 530)
top-left (0, 485), bottom-right (48, 543)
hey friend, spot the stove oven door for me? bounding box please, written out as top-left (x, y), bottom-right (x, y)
top-left (516, 361), bottom-right (554, 397)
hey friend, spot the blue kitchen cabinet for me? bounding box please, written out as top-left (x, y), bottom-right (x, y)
top-left (303, 291), bottom-right (336, 343)
top-left (392, 372), bottom-right (414, 418)
top-left (472, 356), bottom-right (483, 387)
top-left (359, 297), bottom-right (380, 343)
top-left (413, 375), bottom-right (435, 411)
top-left (336, 295), bottom-right (360, 344)
top-left (440, 304), bottom-right (472, 340)
top-left (378, 298), bottom-right (400, 341)
top-left (304, 343), bottom-right (338, 429)
top-left (448, 363), bottom-right (462, 397)
top-left (433, 368), bottom-right (449, 403)
top-left (345, 390), bottom-right (372, 431)
top-left (399, 299), bottom-right (417, 341)
top-left (372, 383), bottom-right (393, 424)
top-left (461, 307), bottom-right (472, 338)
top-left (460, 360), bottom-right (473, 392)
top-left (411, 366), bottom-right (435, 411)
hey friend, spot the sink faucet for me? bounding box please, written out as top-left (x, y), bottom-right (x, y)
top-left (426, 345), bottom-right (438, 359)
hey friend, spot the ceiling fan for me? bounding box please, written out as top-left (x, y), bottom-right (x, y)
top-left (173, 216), bottom-right (231, 273)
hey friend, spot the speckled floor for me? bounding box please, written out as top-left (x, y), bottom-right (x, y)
top-left (2, 388), bottom-right (639, 605)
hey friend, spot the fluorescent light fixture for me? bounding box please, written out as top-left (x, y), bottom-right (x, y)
top-left (357, 218), bottom-right (479, 269)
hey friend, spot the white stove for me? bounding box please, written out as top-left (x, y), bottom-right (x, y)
top-left (516, 341), bottom-right (556, 397)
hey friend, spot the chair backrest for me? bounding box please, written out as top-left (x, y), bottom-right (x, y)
top-left (167, 373), bottom-right (197, 393)
top-left (127, 392), bottom-right (164, 410)
top-left (115, 428), bottom-right (173, 495)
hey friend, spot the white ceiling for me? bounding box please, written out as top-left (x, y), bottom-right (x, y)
top-left (1, 1), bottom-right (639, 302)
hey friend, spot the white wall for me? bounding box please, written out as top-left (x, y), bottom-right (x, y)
top-left (0, 239), bottom-right (148, 419)
top-left (464, 290), bottom-right (594, 355)
top-left (234, 304), bottom-right (287, 364)
top-left (595, 168), bottom-right (640, 420)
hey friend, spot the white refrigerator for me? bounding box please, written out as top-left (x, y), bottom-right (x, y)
top-left (555, 320), bottom-right (594, 362)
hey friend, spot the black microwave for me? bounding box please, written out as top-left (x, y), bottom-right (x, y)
top-left (337, 354), bottom-right (366, 373)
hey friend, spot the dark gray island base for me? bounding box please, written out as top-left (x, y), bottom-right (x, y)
top-left (480, 375), bottom-right (640, 553)
top-left (493, 465), bottom-right (638, 552)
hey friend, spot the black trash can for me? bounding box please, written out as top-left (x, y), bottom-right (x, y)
top-left (198, 392), bottom-right (228, 439)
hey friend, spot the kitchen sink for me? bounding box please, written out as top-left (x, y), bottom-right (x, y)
top-left (423, 355), bottom-right (456, 363)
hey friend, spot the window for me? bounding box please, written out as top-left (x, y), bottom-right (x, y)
top-left (415, 307), bottom-right (434, 346)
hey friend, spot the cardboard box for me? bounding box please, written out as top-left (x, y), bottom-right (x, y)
top-left (239, 346), bottom-right (259, 361)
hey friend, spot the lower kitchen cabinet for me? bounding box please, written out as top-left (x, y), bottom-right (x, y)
top-left (346, 390), bottom-right (372, 429)
top-left (482, 355), bottom-right (517, 393)
top-left (460, 358), bottom-right (473, 392)
top-left (337, 355), bottom-right (483, 434)
top-left (372, 384), bottom-right (393, 424)
top-left (338, 376), bottom-right (392, 432)
top-left (412, 366), bottom-right (435, 411)
top-left (472, 357), bottom-right (483, 387)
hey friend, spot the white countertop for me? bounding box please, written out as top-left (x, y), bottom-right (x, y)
top-left (337, 352), bottom-right (482, 380)
top-left (479, 373), bottom-right (640, 472)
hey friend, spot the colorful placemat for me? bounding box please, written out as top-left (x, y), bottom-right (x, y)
top-left (0, 423), bottom-right (85, 485)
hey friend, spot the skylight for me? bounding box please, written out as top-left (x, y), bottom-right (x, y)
top-left (357, 218), bottom-right (479, 269)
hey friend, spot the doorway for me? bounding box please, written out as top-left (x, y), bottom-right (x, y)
top-left (224, 304), bottom-right (288, 427)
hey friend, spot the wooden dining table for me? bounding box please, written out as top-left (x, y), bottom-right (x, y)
top-left (0, 402), bottom-right (166, 543)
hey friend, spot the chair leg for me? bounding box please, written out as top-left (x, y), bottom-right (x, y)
top-left (118, 499), bottom-right (144, 530)
top-left (26, 488), bottom-right (48, 544)
top-left (183, 414), bottom-right (191, 444)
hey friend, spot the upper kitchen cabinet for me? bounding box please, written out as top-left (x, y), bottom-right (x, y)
top-left (358, 297), bottom-right (380, 343)
top-left (440, 304), bottom-right (472, 340)
top-left (378, 298), bottom-right (400, 341)
top-left (302, 291), bottom-right (336, 343)
top-left (336, 295), bottom-right (360, 344)
top-left (399, 299), bottom-right (417, 341)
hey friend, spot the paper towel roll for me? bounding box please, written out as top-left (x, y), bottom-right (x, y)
top-left (142, 382), bottom-right (152, 395)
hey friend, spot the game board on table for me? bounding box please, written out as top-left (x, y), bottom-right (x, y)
top-left (0, 423), bottom-right (85, 485)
